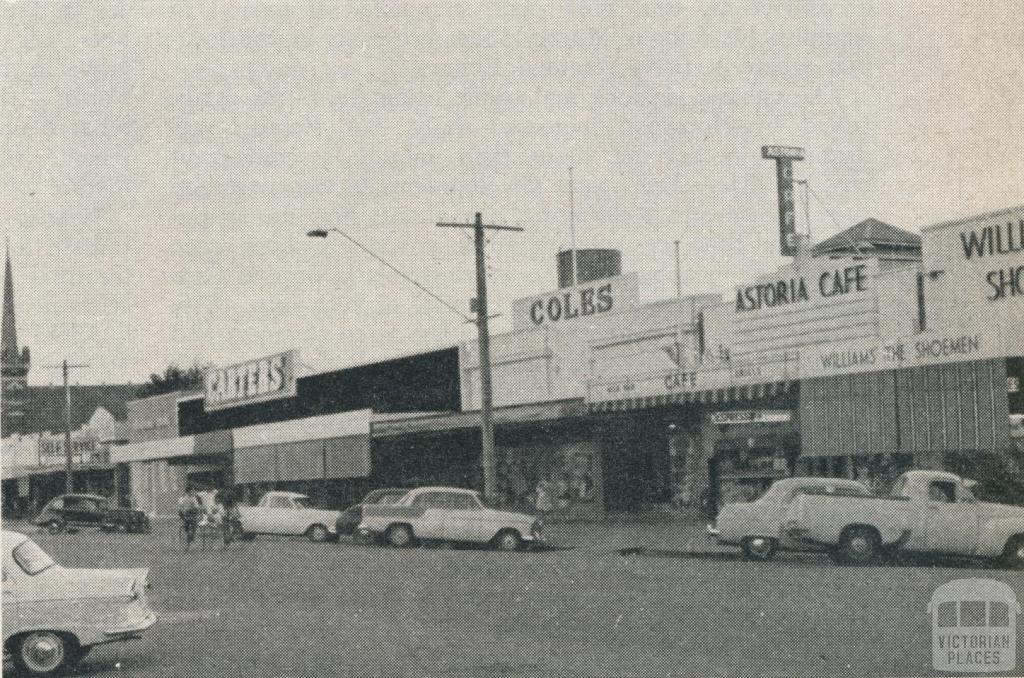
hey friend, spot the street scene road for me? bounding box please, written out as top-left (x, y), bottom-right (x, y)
top-left (9, 520), bottom-right (1021, 678)
top-left (3, 4), bottom-right (1023, 678)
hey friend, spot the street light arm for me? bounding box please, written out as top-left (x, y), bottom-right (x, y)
top-left (309, 227), bottom-right (473, 323)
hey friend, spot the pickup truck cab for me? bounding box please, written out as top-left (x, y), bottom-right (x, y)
top-left (784, 470), bottom-right (1024, 566)
top-left (358, 487), bottom-right (544, 551)
top-left (237, 491), bottom-right (341, 543)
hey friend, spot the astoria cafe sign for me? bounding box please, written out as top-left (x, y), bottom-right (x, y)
top-left (204, 350), bottom-right (299, 411)
top-left (734, 261), bottom-right (872, 312)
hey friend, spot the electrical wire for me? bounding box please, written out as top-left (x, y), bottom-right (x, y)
top-left (318, 227), bottom-right (473, 322)
top-left (805, 183), bottom-right (864, 255)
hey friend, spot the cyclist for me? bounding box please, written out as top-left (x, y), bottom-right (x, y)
top-left (177, 486), bottom-right (202, 548)
top-left (218, 489), bottom-right (243, 547)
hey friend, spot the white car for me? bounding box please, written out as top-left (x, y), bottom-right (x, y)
top-left (358, 486), bottom-right (545, 551)
top-left (708, 477), bottom-right (872, 561)
top-left (2, 530), bottom-right (157, 676)
top-left (237, 491), bottom-right (342, 542)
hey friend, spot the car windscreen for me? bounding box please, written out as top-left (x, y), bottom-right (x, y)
top-left (12, 540), bottom-right (57, 576)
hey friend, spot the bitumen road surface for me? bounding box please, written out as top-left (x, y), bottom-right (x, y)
top-left (6, 520), bottom-right (1023, 677)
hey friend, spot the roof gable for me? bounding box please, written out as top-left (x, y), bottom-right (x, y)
top-left (22, 384), bottom-right (135, 434)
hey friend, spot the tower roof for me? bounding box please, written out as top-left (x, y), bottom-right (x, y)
top-left (812, 218), bottom-right (922, 257)
top-left (3, 241), bottom-right (19, 361)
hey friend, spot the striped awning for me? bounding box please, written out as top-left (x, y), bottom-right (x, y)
top-left (587, 381), bottom-right (793, 414)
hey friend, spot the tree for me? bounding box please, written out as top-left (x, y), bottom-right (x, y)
top-left (136, 362), bottom-right (208, 398)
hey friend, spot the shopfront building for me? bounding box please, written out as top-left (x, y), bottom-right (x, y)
top-left (114, 348), bottom-right (462, 514)
top-left (460, 268), bottom-right (718, 514)
top-left (585, 208), bottom-right (1024, 509)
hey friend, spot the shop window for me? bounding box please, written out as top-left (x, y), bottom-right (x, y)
top-left (1009, 358), bottom-right (1024, 415)
top-left (498, 443), bottom-right (597, 513)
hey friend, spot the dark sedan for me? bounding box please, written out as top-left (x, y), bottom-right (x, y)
top-left (336, 488), bottom-right (408, 538)
top-left (33, 493), bottom-right (151, 534)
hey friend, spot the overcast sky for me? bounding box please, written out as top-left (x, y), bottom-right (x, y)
top-left (1, 1), bottom-right (1021, 385)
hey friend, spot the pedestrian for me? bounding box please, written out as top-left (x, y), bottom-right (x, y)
top-left (218, 489), bottom-right (242, 547)
top-left (534, 477), bottom-right (554, 519)
top-left (177, 486), bottom-right (202, 548)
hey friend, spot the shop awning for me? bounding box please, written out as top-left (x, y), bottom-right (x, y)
top-left (2, 463), bottom-right (115, 480)
top-left (371, 400), bottom-right (588, 438)
top-left (110, 436), bottom-right (196, 463)
top-left (233, 409), bottom-right (372, 484)
top-left (587, 381), bottom-right (794, 414)
top-left (2, 465), bottom-right (34, 481)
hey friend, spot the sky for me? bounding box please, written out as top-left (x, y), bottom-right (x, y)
top-left (1, 1), bottom-right (1021, 385)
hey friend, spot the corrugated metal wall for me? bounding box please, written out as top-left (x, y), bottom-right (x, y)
top-left (800, 370), bottom-right (898, 457)
top-left (897, 359), bottom-right (1010, 454)
top-left (800, 358), bottom-right (1011, 458)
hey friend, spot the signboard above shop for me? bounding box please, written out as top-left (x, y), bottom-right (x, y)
top-left (710, 410), bottom-right (793, 425)
top-left (510, 272), bottom-right (640, 330)
top-left (203, 350), bottom-right (299, 411)
top-left (729, 256), bottom-right (881, 362)
top-left (922, 205), bottom-right (1024, 333)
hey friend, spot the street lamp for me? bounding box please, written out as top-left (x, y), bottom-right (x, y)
top-left (304, 227), bottom-right (472, 322)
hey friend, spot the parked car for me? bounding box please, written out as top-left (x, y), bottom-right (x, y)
top-left (708, 477), bottom-right (872, 561)
top-left (357, 486), bottom-right (545, 551)
top-left (237, 491), bottom-right (342, 543)
top-left (336, 488), bottom-right (409, 538)
top-left (2, 530), bottom-right (157, 676)
top-left (32, 494), bottom-right (150, 535)
top-left (783, 470), bottom-right (1024, 566)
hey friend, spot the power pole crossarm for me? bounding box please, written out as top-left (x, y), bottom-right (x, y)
top-left (436, 213), bottom-right (523, 502)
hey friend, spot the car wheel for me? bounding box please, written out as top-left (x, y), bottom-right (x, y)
top-left (493, 529), bottom-right (522, 552)
top-left (45, 520), bottom-right (64, 535)
top-left (834, 526), bottom-right (881, 566)
top-left (307, 524), bottom-right (330, 543)
top-left (386, 524), bottom-right (414, 548)
top-left (1001, 536), bottom-right (1024, 569)
top-left (740, 536), bottom-right (778, 561)
top-left (12, 631), bottom-right (73, 676)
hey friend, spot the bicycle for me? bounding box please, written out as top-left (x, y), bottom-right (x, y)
top-left (178, 513), bottom-right (200, 550)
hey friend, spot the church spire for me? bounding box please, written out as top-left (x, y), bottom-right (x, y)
top-left (2, 239), bottom-right (18, 361)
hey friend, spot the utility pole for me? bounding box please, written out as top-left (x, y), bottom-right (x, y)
top-left (674, 240), bottom-right (682, 298)
top-left (43, 360), bottom-right (89, 493)
top-left (437, 213), bottom-right (523, 501)
top-left (569, 166), bottom-right (577, 286)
